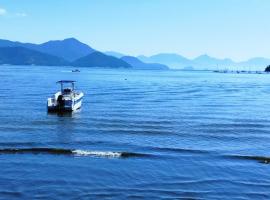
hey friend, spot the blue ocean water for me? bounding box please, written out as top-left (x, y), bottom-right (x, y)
top-left (0, 65), bottom-right (270, 199)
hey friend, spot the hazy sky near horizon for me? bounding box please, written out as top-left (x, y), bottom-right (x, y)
top-left (0, 0), bottom-right (269, 61)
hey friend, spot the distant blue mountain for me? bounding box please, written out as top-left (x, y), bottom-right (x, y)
top-left (105, 51), bottom-right (125, 58)
top-left (0, 47), bottom-right (131, 68)
top-left (0, 47), bottom-right (69, 66)
top-left (238, 57), bottom-right (270, 68)
top-left (138, 53), bottom-right (192, 69)
top-left (121, 56), bottom-right (168, 70)
top-left (35, 38), bottom-right (95, 61)
top-left (193, 54), bottom-right (234, 68)
top-left (138, 53), bottom-right (233, 69)
top-left (138, 53), bottom-right (269, 70)
top-left (0, 38), bottom-right (95, 61)
top-left (72, 52), bottom-right (132, 68)
top-left (0, 38), bottom-right (132, 68)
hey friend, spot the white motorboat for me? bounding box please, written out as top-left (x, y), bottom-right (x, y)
top-left (47, 80), bottom-right (84, 112)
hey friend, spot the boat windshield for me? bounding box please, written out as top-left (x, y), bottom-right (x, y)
top-left (63, 88), bottom-right (72, 94)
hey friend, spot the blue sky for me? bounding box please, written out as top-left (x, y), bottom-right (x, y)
top-left (0, 0), bottom-right (269, 61)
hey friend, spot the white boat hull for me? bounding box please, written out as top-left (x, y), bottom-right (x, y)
top-left (47, 92), bottom-right (84, 112)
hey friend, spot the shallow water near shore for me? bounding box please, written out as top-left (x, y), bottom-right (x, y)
top-left (1, 65), bottom-right (270, 199)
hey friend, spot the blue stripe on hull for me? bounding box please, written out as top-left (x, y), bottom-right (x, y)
top-left (74, 97), bottom-right (83, 104)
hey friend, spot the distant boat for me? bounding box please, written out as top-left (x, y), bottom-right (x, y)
top-left (47, 80), bottom-right (84, 112)
top-left (72, 69), bottom-right (80, 72)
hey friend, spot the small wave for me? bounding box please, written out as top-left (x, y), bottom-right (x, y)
top-left (72, 150), bottom-right (122, 157)
top-left (0, 148), bottom-right (149, 159)
top-left (60, 70), bottom-right (73, 73)
top-left (150, 147), bottom-right (208, 154)
top-left (0, 148), bottom-right (72, 155)
top-left (226, 155), bottom-right (270, 164)
top-left (71, 150), bottom-right (149, 158)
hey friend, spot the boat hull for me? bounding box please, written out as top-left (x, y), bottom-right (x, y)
top-left (47, 93), bottom-right (83, 112)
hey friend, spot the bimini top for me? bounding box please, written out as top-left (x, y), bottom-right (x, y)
top-left (56, 80), bottom-right (76, 84)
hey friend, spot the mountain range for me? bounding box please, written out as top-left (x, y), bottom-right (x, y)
top-left (0, 38), bottom-right (168, 69)
top-left (0, 38), bottom-right (269, 70)
top-left (0, 38), bottom-right (95, 61)
top-left (137, 54), bottom-right (270, 70)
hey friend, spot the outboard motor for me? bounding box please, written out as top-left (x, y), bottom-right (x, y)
top-left (57, 95), bottom-right (65, 110)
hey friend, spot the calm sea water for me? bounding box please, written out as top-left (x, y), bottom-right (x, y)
top-left (1, 65), bottom-right (270, 199)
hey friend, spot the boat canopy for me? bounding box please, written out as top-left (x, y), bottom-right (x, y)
top-left (56, 80), bottom-right (76, 92)
top-left (57, 80), bottom-right (76, 84)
